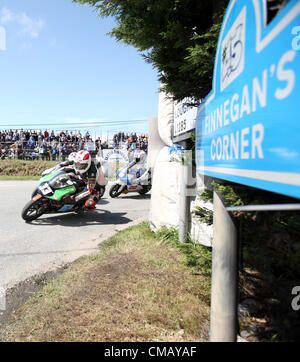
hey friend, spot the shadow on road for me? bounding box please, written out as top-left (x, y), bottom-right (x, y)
top-left (97, 199), bottom-right (110, 205)
top-left (29, 209), bottom-right (131, 227)
top-left (114, 194), bottom-right (151, 200)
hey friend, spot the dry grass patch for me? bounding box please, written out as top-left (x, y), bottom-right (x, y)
top-left (0, 160), bottom-right (57, 178)
top-left (0, 223), bottom-right (210, 342)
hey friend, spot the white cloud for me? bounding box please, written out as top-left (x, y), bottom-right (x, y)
top-left (0, 7), bottom-right (14, 24)
top-left (0, 7), bottom-right (45, 39)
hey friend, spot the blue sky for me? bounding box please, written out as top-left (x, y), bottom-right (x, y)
top-left (0, 0), bottom-right (160, 138)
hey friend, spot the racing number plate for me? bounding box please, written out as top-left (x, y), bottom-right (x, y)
top-left (39, 183), bottom-right (53, 196)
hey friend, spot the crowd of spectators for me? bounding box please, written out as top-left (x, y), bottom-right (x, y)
top-left (113, 132), bottom-right (148, 152)
top-left (0, 129), bottom-right (148, 161)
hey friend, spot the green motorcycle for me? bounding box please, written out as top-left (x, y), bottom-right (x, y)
top-left (22, 169), bottom-right (90, 222)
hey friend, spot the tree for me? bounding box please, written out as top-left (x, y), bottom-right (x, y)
top-left (73, 0), bottom-right (229, 104)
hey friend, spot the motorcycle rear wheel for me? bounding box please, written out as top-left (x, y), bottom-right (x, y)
top-left (109, 184), bottom-right (122, 198)
top-left (21, 199), bottom-right (46, 222)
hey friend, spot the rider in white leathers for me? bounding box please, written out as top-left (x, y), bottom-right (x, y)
top-left (129, 149), bottom-right (150, 186)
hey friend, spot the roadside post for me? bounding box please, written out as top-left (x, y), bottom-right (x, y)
top-left (178, 149), bottom-right (190, 243)
top-left (195, 0), bottom-right (300, 341)
top-left (210, 191), bottom-right (238, 342)
top-left (173, 99), bottom-right (198, 243)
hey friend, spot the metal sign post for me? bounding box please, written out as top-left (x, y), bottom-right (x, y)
top-left (210, 195), bottom-right (300, 342)
top-left (210, 191), bottom-right (238, 342)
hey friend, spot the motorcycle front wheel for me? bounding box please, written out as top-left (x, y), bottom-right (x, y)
top-left (109, 184), bottom-right (122, 198)
top-left (21, 198), bottom-right (46, 222)
top-left (31, 187), bottom-right (39, 199)
top-left (138, 185), bottom-right (151, 195)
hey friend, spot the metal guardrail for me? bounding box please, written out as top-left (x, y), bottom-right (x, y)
top-left (0, 137), bottom-right (147, 162)
top-left (0, 140), bottom-right (94, 161)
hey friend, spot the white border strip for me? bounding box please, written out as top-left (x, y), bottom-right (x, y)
top-left (253, 0), bottom-right (300, 53)
top-left (203, 166), bottom-right (300, 186)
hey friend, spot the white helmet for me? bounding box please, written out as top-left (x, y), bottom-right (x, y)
top-left (74, 150), bottom-right (92, 174)
top-left (68, 152), bottom-right (77, 163)
top-left (133, 149), bottom-right (146, 164)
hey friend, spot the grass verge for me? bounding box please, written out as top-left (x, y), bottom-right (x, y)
top-left (0, 160), bottom-right (57, 179)
top-left (0, 222), bottom-right (211, 342)
top-left (0, 175), bottom-right (40, 180)
top-left (0, 160), bottom-right (117, 181)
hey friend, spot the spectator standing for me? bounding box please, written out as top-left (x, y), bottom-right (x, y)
top-left (28, 136), bottom-right (35, 149)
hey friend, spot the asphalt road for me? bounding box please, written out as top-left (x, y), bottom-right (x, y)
top-left (0, 180), bottom-right (150, 289)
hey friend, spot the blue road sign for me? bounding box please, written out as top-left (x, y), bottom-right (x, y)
top-left (196, 0), bottom-right (300, 198)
